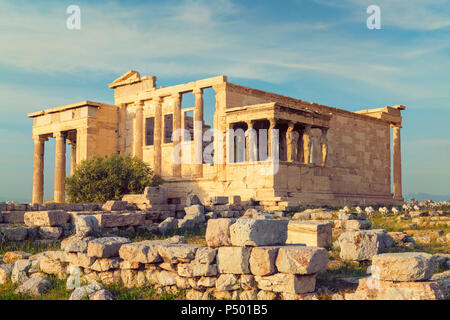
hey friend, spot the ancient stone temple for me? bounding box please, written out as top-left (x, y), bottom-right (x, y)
top-left (28, 71), bottom-right (405, 206)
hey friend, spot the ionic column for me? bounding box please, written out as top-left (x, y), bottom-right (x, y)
top-left (193, 88), bottom-right (203, 177)
top-left (134, 100), bottom-right (144, 160)
top-left (172, 93), bottom-right (182, 177)
top-left (32, 136), bottom-right (45, 204)
top-left (70, 140), bottom-right (77, 176)
top-left (392, 125), bottom-right (403, 200)
top-left (54, 132), bottom-right (66, 203)
top-left (153, 96), bottom-right (162, 175)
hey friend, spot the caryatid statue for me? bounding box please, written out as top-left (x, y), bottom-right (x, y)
top-left (303, 125), bottom-right (313, 164)
top-left (319, 128), bottom-right (328, 166)
top-left (286, 123), bottom-right (300, 162)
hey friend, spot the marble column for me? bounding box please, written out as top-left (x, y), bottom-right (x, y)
top-left (153, 96), bottom-right (162, 175)
top-left (268, 119), bottom-right (277, 160)
top-left (193, 88), bottom-right (203, 177)
top-left (118, 103), bottom-right (127, 155)
top-left (134, 100), bottom-right (144, 160)
top-left (54, 132), bottom-right (66, 203)
top-left (32, 136), bottom-right (45, 204)
top-left (172, 93), bottom-right (182, 177)
top-left (392, 125), bottom-right (403, 200)
top-left (246, 121), bottom-right (258, 162)
top-left (70, 140), bottom-right (77, 176)
top-left (286, 122), bottom-right (299, 162)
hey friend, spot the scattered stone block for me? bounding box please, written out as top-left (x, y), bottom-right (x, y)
top-left (69, 283), bottom-right (104, 300)
top-left (205, 218), bottom-right (236, 247)
top-left (38, 226), bottom-right (63, 239)
top-left (15, 275), bottom-right (51, 296)
top-left (255, 273), bottom-right (316, 294)
top-left (186, 194), bottom-right (201, 206)
top-left (344, 219), bottom-right (372, 230)
top-left (371, 252), bottom-right (435, 282)
top-left (24, 210), bottom-right (69, 227)
top-left (90, 258), bottom-right (121, 272)
top-left (216, 274), bottom-right (240, 290)
top-left (158, 243), bottom-right (199, 263)
top-left (0, 264), bottom-right (13, 285)
top-left (211, 196), bottom-right (228, 205)
top-left (346, 277), bottom-right (445, 300)
top-left (119, 240), bottom-right (169, 264)
top-left (229, 219), bottom-right (289, 247)
top-left (194, 247), bottom-right (217, 264)
top-left (145, 187), bottom-right (168, 205)
top-left (257, 290), bottom-right (278, 300)
top-left (184, 205), bottom-right (205, 223)
top-left (61, 235), bottom-right (93, 253)
top-left (2, 227), bottom-right (28, 241)
top-left (217, 247), bottom-right (251, 274)
top-left (338, 230), bottom-right (386, 261)
top-left (158, 217), bottom-right (178, 233)
top-left (89, 289), bottom-right (115, 300)
top-left (74, 215), bottom-right (99, 237)
top-left (12, 259), bottom-right (32, 284)
top-left (3, 251), bottom-right (31, 264)
top-left (286, 220), bottom-right (332, 247)
top-left (94, 212), bottom-right (145, 228)
top-left (87, 237), bottom-right (131, 258)
top-left (275, 246), bottom-right (328, 275)
top-left (2, 211), bottom-right (25, 224)
top-left (39, 257), bottom-right (66, 278)
top-left (102, 200), bottom-right (128, 211)
top-left (249, 246), bottom-right (279, 276)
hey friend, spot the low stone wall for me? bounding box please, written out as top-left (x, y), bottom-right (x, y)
top-left (0, 218), bottom-right (330, 300)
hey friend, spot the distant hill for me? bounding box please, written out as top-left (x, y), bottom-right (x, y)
top-left (0, 197), bottom-right (31, 203)
top-left (405, 193), bottom-right (450, 202)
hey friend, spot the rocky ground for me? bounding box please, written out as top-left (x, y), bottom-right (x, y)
top-left (0, 198), bottom-right (449, 300)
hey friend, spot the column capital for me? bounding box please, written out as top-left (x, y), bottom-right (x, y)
top-left (269, 119), bottom-right (276, 129)
top-left (153, 95), bottom-right (163, 103)
top-left (390, 123), bottom-right (402, 129)
top-left (32, 135), bottom-right (47, 143)
top-left (171, 92), bottom-right (182, 99)
top-left (287, 121), bottom-right (295, 129)
top-left (54, 132), bottom-right (66, 139)
top-left (193, 87), bottom-right (203, 95)
top-left (135, 100), bottom-right (145, 107)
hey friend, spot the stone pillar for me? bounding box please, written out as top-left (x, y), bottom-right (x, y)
top-left (286, 122), bottom-right (299, 162)
top-left (32, 136), bottom-right (45, 204)
top-left (320, 128), bottom-right (328, 166)
top-left (54, 132), bottom-right (66, 203)
top-left (246, 121), bottom-right (258, 162)
top-left (172, 93), bottom-right (182, 177)
top-left (118, 103), bottom-right (127, 155)
top-left (193, 88), bottom-right (203, 177)
top-left (392, 125), bottom-right (403, 200)
top-left (303, 125), bottom-right (312, 164)
top-left (268, 119), bottom-right (277, 160)
top-left (134, 100), bottom-right (144, 160)
top-left (70, 140), bottom-right (77, 176)
top-left (153, 96), bottom-right (162, 175)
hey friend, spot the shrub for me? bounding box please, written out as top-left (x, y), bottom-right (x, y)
top-left (65, 153), bottom-right (163, 203)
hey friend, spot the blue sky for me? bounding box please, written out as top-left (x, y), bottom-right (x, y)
top-left (0, 0), bottom-right (449, 202)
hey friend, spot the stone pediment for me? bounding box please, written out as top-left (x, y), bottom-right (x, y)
top-left (108, 70), bottom-right (142, 88)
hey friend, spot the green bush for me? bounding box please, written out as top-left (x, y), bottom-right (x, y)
top-left (65, 153), bottom-right (163, 203)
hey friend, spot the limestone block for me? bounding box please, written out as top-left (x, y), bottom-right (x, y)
top-left (3, 251), bottom-right (31, 264)
top-left (0, 264), bottom-right (13, 285)
top-left (94, 212), bottom-right (145, 228)
top-left (145, 187), bottom-right (168, 205)
top-left (2, 211), bottom-right (25, 224)
top-left (371, 252), bottom-right (435, 282)
top-left (87, 237), bottom-right (131, 258)
top-left (157, 243), bottom-right (200, 263)
top-left (210, 196), bottom-right (229, 205)
top-left (205, 218), bottom-right (236, 247)
top-left (344, 219), bottom-right (372, 230)
top-left (431, 270), bottom-right (450, 300)
top-left (286, 220), bottom-right (332, 247)
top-left (240, 274), bottom-right (256, 289)
top-left (39, 257), bottom-right (66, 277)
top-left (12, 259), bottom-right (32, 284)
top-left (157, 270), bottom-right (178, 286)
top-left (89, 289), bottom-right (115, 300)
top-left (338, 230), bottom-right (385, 261)
top-left (158, 217), bottom-right (178, 233)
top-left (255, 273), bottom-right (316, 294)
top-left (38, 226), bottom-right (63, 239)
top-left (2, 227), bottom-right (28, 241)
top-left (229, 219), bottom-right (289, 247)
top-left (177, 263), bottom-right (193, 277)
top-left (90, 258), bottom-right (121, 272)
top-left (184, 205), bottom-right (205, 223)
top-left (178, 218), bottom-right (196, 230)
top-left (102, 200), bottom-right (128, 211)
top-left (257, 290), bottom-right (278, 300)
top-left (346, 277), bottom-right (445, 300)
top-left (192, 262), bottom-right (218, 277)
top-left (186, 194), bottom-right (201, 206)
top-left (119, 240), bottom-right (168, 264)
top-left (249, 246), bottom-right (279, 276)
top-left (197, 276), bottom-right (216, 288)
top-left (61, 235), bottom-right (93, 253)
top-left (275, 246), bottom-right (328, 275)
top-left (15, 275), bottom-right (51, 296)
top-left (216, 274), bottom-right (240, 291)
top-left (74, 215), bottom-right (99, 237)
top-left (69, 283), bottom-right (104, 300)
top-left (73, 253), bottom-right (96, 268)
top-left (194, 247), bottom-right (217, 264)
top-left (217, 247), bottom-right (251, 274)
top-left (24, 210), bottom-right (69, 227)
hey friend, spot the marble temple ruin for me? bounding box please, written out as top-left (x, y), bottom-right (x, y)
top-left (28, 71), bottom-right (405, 206)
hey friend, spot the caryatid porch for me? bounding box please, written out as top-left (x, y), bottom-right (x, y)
top-left (28, 101), bottom-right (118, 204)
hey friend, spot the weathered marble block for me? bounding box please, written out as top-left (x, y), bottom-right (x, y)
top-left (205, 218), bottom-right (236, 247)
top-left (255, 273), bottom-right (317, 294)
top-left (87, 237), bottom-right (131, 258)
top-left (286, 220), bottom-right (332, 247)
top-left (229, 219), bottom-right (289, 247)
top-left (217, 247), bottom-right (251, 274)
top-left (275, 246), bottom-right (329, 275)
top-left (24, 210), bottom-right (69, 227)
